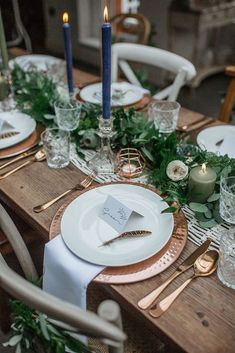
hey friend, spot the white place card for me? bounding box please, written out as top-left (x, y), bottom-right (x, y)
top-left (0, 118), bottom-right (14, 133)
top-left (99, 195), bottom-right (144, 233)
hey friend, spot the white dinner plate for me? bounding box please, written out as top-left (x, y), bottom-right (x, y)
top-left (9, 54), bottom-right (63, 72)
top-left (80, 82), bottom-right (144, 107)
top-left (0, 112), bottom-right (36, 149)
top-left (197, 125), bottom-right (235, 158)
top-left (61, 184), bottom-right (174, 267)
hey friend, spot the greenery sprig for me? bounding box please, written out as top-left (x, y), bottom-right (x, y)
top-left (4, 298), bottom-right (91, 353)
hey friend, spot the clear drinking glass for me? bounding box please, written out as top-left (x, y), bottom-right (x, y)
top-left (217, 176), bottom-right (235, 289)
top-left (54, 99), bottom-right (81, 131)
top-left (219, 176), bottom-right (235, 224)
top-left (150, 101), bottom-right (180, 133)
top-left (41, 128), bottom-right (70, 168)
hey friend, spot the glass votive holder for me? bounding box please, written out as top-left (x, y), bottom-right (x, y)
top-left (54, 98), bottom-right (81, 131)
top-left (150, 101), bottom-right (181, 133)
top-left (41, 128), bottom-right (70, 169)
top-left (217, 229), bottom-right (235, 289)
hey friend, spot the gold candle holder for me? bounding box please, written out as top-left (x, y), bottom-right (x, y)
top-left (115, 148), bottom-right (146, 179)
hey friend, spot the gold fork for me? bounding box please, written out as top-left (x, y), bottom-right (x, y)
top-left (33, 173), bottom-right (96, 213)
top-left (0, 149), bottom-right (46, 180)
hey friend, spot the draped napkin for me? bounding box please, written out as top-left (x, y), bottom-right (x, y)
top-left (43, 235), bottom-right (104, 309)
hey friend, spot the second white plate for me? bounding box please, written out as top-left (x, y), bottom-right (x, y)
top-left (0, 112), bottom-right (36, 149)
top-left (197, 125), bottom-right (235, 158)
top-left (61, 183), bottom-right (174, 267)
top-left (80, 82), bottom-right (144, 107)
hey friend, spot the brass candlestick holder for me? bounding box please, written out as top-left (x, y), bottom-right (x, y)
top-left (115, 148), bottom-right (146, 179)
top-left (88, 116), bottom-right (115, 175)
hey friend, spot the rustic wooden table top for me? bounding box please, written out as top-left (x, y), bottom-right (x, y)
top-left (1, 50), bottom-right (235, 353)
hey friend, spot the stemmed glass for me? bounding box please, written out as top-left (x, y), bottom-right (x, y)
top-left (217, 174), bottom-right (235, 289)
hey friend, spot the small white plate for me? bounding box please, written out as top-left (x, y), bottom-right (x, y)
top-left (197, 125), bottom-right (235, 158)
top-left (9, 55), bottom-right (63, 72)
top-left (61, 184), bottom-right (174, 267)
top-left (0, 112), bottom-right (36, 149)
top-left (80, 82), bottom-right (144, 107)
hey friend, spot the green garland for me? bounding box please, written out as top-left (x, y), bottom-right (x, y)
top-left (11, 65), bottom-right (235, 228)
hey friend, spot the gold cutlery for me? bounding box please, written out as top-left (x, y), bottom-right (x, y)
top-left (33, 172), bottom-right (96, 213)
top-left (0, 147), bottom-right (40, 171)
top-left (177, 116), bottom-right (206, 132)
top-left (149, 250), bottom-right (218, 318)
top-left (137, 239), bottom-right (211, 310)
top-left (0, 131), bottom-right (20, 139)
top-left (99, 230), bottom-right (152, 247)
top-left (0, 149), bottom-right (46, 180)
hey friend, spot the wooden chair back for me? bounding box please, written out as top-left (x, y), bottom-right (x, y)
top-left (0, 203), bottom-right (126, 352)
top-left (111, 43), bottom-right (196, 101)
top-left (219, 66), bottom-right (235, 123)
top-left (110, 13), bottom-right (151, 45)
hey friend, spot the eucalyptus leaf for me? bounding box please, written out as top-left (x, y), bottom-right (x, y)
top-left (199, 219), bottom-right (218, 228)
top-left (195, 212), bottom-right (208, 222)
top-left (213, 208), bottom-right (223, 224)
top-left (39, 313), bottom-right (50, 341)
top-left (16, 343), bottom-right (21, 353)
top-left (4, 334), bottom-right (22, 347)
top-left (204, 209), bottom-right (212, 219)
top-left (207, 193), bottom-right (220, 202)
top-left (189, 202), bottom-right (208, 213)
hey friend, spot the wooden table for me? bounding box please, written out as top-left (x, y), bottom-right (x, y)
top-left (1, 53), bottom-right (235, 353)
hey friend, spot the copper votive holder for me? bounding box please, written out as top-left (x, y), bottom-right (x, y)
top-left (115, 148), bottom-right (146, 178)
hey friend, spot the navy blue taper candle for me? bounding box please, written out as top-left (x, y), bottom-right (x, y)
top-left (102, 6), bottom-right (111, 119)
top-left (63, 12), bottom-right (74, 95)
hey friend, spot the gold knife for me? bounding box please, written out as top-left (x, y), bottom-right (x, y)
top-left (138, 239), bottom-right (211, 309)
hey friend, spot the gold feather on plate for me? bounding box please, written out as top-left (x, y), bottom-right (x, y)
top-left (99, 230), bottom-right (152, 247)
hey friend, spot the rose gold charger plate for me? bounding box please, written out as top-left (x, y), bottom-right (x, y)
top-left (0, 126), bottom-right (43, 159)
top-left (49, 182), bottom-right (187, 284)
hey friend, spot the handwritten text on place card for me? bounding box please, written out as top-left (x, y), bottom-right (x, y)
top-left (99, 195), bottom-right (143, 233)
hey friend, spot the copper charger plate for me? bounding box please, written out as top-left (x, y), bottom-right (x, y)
top-left (0, 126), bottom-right (43, 159)
top-left (49, 182), bottom-right (187, 284)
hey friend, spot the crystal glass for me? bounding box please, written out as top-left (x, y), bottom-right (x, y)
top-left (217, 176), bottom-right (235, 288)
top-left (54, 99), bottom-right (81, 131)
top-left (219, 176), bottom-right (235, 224)
top-left (41, 128), bottom-right (70, 168)
top-left (217, 230), bottom-right (235, 289)
top-left (150, 101), bottom-right (180, 133)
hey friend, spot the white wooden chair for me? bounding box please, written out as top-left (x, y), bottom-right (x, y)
top-left (111, 43), bottom-right (196, 101)
top-left (0, 204), bottom-right (126, 353)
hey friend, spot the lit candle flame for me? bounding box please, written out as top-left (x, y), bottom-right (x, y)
top-left (202, 163), bottom-right (207, 173)
top-left (104, 5), bottom-right (109, 22)
top-left (63, 12), bottom-right (69, 23)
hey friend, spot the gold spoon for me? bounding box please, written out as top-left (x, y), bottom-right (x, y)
top-left (0, 149), bottom-right (46, 180)
top-left (149, 250), bottom-right (219, 318)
